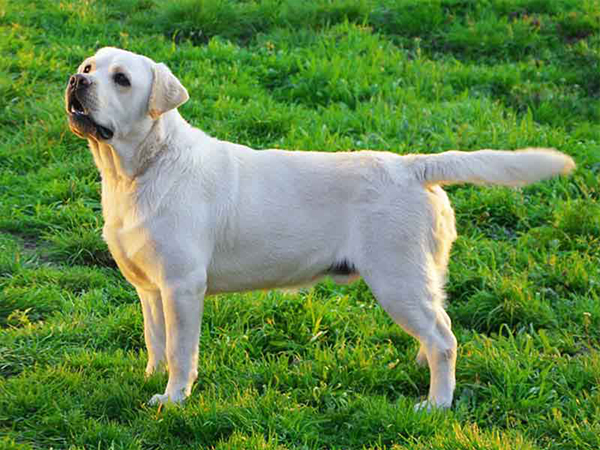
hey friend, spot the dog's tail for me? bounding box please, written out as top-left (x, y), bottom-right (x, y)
top-left (406, 148), bottom-right (575, 187)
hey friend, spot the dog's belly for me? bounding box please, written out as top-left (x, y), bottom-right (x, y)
top-left (205, 251), bottom-right (332, 294)
top-left (204, 201), bottom-right (358, 295)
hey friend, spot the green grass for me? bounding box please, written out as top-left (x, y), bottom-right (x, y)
top-left (1, 0), bottom-right (599, 448)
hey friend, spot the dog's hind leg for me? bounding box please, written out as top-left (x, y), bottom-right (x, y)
top-left (410, 185), bottom-right (457, 395)
top-left (361, 255), bottom-right (457, 410)
top-left (416, 308), bottom-right (451, 367)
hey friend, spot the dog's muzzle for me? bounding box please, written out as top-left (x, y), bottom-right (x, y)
top-left (65, 75), bottom-right (114, 140)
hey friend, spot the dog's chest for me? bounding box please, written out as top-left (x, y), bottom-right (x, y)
top-left (103, 224), bottom-right (156, 289)
top-left (101, 186), bottom-right (157, 290)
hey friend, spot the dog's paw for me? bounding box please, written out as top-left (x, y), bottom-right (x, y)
top-left (414, 399), bottom-right (451, 412)
top-left (414, 400), bottom-right (433, 413)
top-left (145, 362), bottom-right (167, 378)
top-left (148, 392), bottom-right (186, 406)
top-left (148, 394), bottom-right (171, 406)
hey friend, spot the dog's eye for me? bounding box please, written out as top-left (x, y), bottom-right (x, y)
top-left (113, 73), bottom-right (130, 87)
top-left (83, 65), bottom-right (91, 73)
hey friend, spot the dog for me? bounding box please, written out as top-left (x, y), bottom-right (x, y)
top-left (65, 47), bottom-right (575, 409)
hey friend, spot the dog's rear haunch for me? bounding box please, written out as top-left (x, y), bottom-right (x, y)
top-left (66, 47), bottom-right (575, 409)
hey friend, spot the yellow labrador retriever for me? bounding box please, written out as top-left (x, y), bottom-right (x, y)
top-left (65, 47), bottom-right (575, 409)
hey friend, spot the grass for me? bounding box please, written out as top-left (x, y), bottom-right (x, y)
top-left (0, 0), bottom-right (599, 448)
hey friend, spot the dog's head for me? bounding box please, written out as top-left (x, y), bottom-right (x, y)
top-left (65, 47), bottom-right (189, 143)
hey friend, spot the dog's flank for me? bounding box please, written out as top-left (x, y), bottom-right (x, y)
top-left (65, 47), bottom-right (575, 410)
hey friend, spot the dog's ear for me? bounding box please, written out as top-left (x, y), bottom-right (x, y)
top-left (148, 62), bottom-right (189, 120)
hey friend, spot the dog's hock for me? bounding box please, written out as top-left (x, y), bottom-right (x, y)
top-left (148, 62), bottom-right (189, 120)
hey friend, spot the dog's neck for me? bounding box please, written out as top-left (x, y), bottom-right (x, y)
top-left (87, 109), bottom-right (188, 185)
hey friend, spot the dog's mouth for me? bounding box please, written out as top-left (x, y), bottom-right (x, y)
top-left (68, 95), bottom-right (86, 116)
top-left (66, 89), bottom-right (114, 141)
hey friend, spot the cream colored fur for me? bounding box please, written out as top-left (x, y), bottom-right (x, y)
top-left (65, 47), bottom-right (575, 409)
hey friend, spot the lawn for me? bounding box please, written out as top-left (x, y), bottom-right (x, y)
top-left (1, 0), bottom-right (599, 448)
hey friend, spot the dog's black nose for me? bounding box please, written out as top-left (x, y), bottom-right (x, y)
top-left (69, 74), bottom-right (90, 89)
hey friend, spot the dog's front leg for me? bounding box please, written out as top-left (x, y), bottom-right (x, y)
top-left (148, 271), bottom-right (206, 405)
top-left (136, 288), bottom-right (167, 376)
